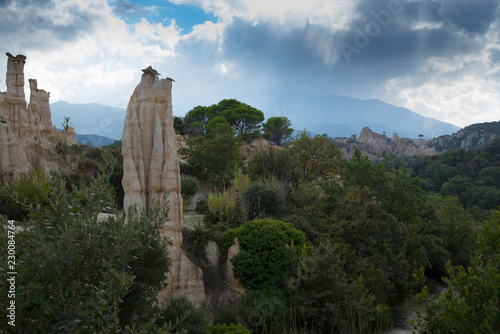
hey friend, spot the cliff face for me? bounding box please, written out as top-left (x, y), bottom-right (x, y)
top-left (334, 122), bottom-right (500, 161)
top-left (121, 66), bottom-right (205, 304)
top-left (0, 53), bottom-right (77, 182)
top-left (429, 121), bottom-right (500, 151)
top-left (334, 127), bottom-right (438, 161)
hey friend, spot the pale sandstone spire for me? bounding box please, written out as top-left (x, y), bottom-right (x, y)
top-left (0, 53), bottom-right (76, 182)
top-left (121, 66), bottom-right (205, 304)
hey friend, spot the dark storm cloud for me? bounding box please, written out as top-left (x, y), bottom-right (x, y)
top-left (177, 0), bottom-right (499, 100)
top-left (438, 0), bottom-right (499, 34)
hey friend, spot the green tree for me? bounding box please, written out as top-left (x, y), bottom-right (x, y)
top-left (184, 105), bottom-right (218, 136)
top-left (221, 218), bottom-right (307, 292)
top-left (413, 213), bottom-right (500, 333)
top-left (294, 241), bottom-right (389, 333)
top-left (262, 116), bottom-right (293, 146)
top-left (242, 183), bottom-right (284, 220)
top-left (181, 176), bottom-right (200, 202)
top-left (179, 123), bottom-right (245, 188)
top-left (173, 116), bottom-right (188, 135)
top-left (246, 149), bottom-right (300, 185)
top-left (155, 296), bottom-right (210, 334)
top-left (287, 131), bottom-right (342, 183)
top-left (218, 99), bottom-right (264, 142)
top-left (0, 154), bottom-right (172, 333)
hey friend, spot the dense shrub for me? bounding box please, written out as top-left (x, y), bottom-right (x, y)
top-left (195, 198), bottom-right (209, 214)
top-left (237, 290), bottom-right (289, 334)
top-left (181, 175), bottom-right (200, 201)
top-left (294, 241), bottom-right (391, 333)
top-left (221, 218), bottom-right (308, 292)
top-left (155, 296), bottom-right (210, 334)
top-left (211, 323), bottom-right (250, 334)
top-left (413, 212), bottom-right (500, 333)
top-left (0, 168), bottom-right (51, 221)
top-left (242, 183), bottom-right (284, 220)
top-left (0, 155), bottom-right (173, 333)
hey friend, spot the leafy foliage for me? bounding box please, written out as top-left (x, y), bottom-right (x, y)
top-left (392, 138), bottom-right (500, 210)
top-left (179, 123), bottom-right (245, 188)
top-left (0, 153), bottom-right (172, 333)
top-left (181, 176), bottom-right (200, 201)
top-left (241, 183), bottom-right (284, 220)
top-left (218, 99), bottom-right (264, 142)
top-left (295, 241), bottom-right (391, 333)
top-left (237, 290), bottom-right (290, 334)
top-left (184, 105), bottom-right (218, 136)
top-left (221, 218), bottom-right (308, 292)
top-left (262, 116), bottom-right (293, 146)
top-left (0, 168), bottom-right (51, 221)
top-left (412, 212), bottom-right (500, 333)
top-left (211, 323), bottom-right (250, 334)
top-left (246, 149), bottom-right (300, 185)
top-left (155, 296), bottom-right (210, 334)
top-left (288, 131), bottom-right (341, 183)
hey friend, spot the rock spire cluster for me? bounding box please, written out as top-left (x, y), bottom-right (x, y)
top-left (0, 52), bottom-right (77, 182)
top-left (121, 66), bottom-right (206, 304)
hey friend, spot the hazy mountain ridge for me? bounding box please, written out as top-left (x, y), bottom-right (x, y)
top-left (51, 94), bottom-right (461, 146)
top-left (258, 94), bottom-right (460, 139)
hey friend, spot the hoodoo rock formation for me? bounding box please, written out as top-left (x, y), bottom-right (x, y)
top-left (0, 53), bottom-right (77, 182)
top-left (333, 127), bottom-right (438, 161)
top-left (121, 66), bottom-right (206, 304)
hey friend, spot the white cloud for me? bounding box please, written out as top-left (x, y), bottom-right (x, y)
top-left (384, 75), bottom-right (500, 128)
top-left (0, 0), bottom-right (188, 107)
top-left (170, 0), bottom-right (359, 30)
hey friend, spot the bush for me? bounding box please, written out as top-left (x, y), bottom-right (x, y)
top-left (155, 296), bottom-right (210, 334)
top-left (413, 213), bottom-right (500, 333)
top-left (294, 241), bottom-right (384, 333)
top-left (0, 168), bottom-right (51, 221)
top-left (242, 183), bottom-right (284, 220)
top-left (237, 290), bottom-right (289, 334)
top-left (181, 176), bottom-right (200, 199)
top-left (0, 154), bottom-right (173, 332)
top-left (195, 198), bottom-right (209, 214)
top-left (205, 172), bottom-right (251, 228)
top-left (211, 323), bottom-right (250, 334)
top-left (221, 218), bottom-right (308, 292)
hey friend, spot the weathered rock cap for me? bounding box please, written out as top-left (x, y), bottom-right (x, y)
top-left (141, 65), bottom-right (175, 82)
top-left (142, 65), bottom-right (160, 76)
top-left (6, 52), bottom-right (26, 63)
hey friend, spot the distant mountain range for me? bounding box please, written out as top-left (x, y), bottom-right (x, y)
top-left (256, 94), bottom-right (460, 139)
top-left (51, 95), bottom-right (461, 146)
top-left (50, 101), bottom-right (126, 142)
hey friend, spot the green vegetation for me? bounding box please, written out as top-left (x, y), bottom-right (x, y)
top-left (221, 218), bottom-right (307, 292)
top-left (392, 138), bottom-right (500, 210)
top-left (0, 151), bottom-right (172, 333)
top-left (412, 213), bottom-right (500, 333)
top-left (2, 110), bottom-right (498, 333)
top-left (179, 122), bottom-right (245, 188)
top-left (183, 99), bottom-right (265, 141)
top-left (262, 116), bottom-right (294, 146)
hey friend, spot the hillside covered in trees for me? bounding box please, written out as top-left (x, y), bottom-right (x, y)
top-left (0, 98), bottom-right (499, 333)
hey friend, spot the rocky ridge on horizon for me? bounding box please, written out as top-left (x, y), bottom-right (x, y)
top-left (334, 121), bottom-right (500, 161)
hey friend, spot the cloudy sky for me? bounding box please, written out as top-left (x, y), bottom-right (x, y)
top-left (0, 0), bottom-right (499, 128)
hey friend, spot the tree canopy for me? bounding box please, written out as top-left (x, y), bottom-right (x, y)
top-left (262, 116), bottom-right (293, 146)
